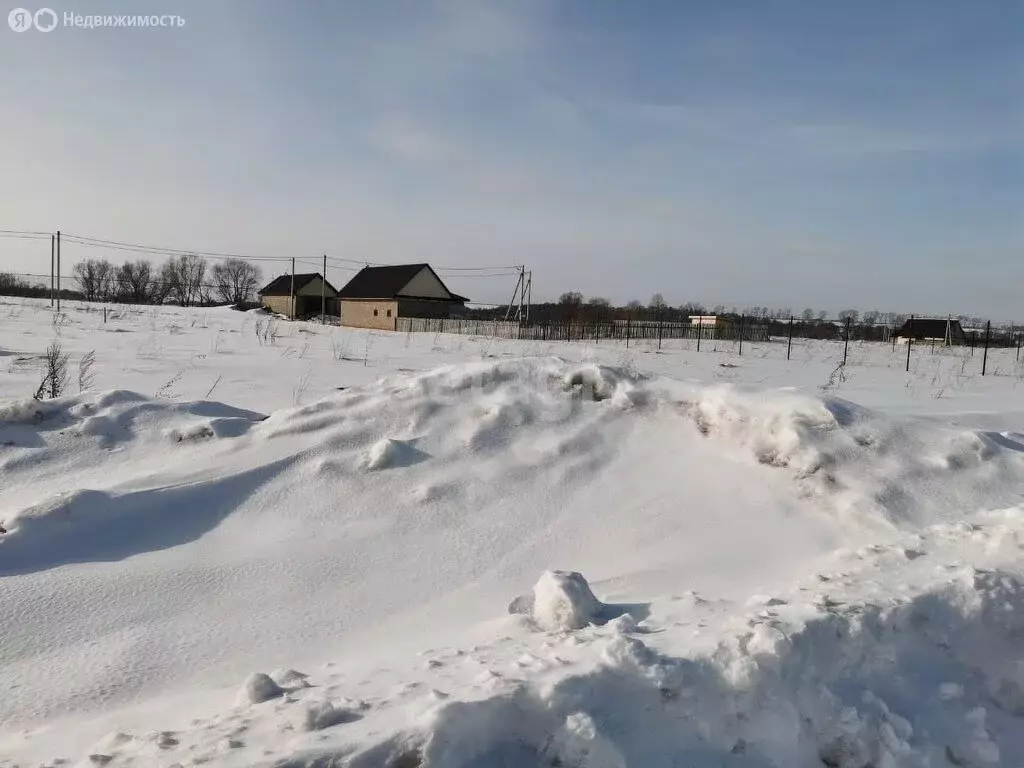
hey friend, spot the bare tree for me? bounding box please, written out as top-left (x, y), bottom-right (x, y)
top-left (838, 309), bottom-right (860, 324)
top-left (649, 293), bottom-right (666, 309)
top-left (557, 291), bottom-right (583, 307)
top-left (73, 259), bottom-right (114, 302)
top-left (212, 258), bottom-right (261, 305)
top-left (583, 296), bottom-right (610, 322)
top-left (115, 261), bottom-right (157, 304)
top-left (160, 254), bottom-right (207, 307)
top-left (34, 341), bottom-right (69, 400)
top-left (862, 310), bottom-right (880, 326)
top-left (557, 291), bottom-right (583, 322)
top-left (802, 308), bottom-right (815, 322)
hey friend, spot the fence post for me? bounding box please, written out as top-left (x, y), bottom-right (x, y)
top-left (892, 324), bottom-right (897, 352)
top-left (657, 309), bottom-right (663, 350)
top-left (843, 318), bottom-right (851, 366)
top-left (1017, 332), bottom-right (1022, 361)
top-left (696, 320), bottom-right (701, 352)
top-left (625, 312), bottom-right (632, 348)
top-left (905, 315), bottom-right (913, 372)
top-left (787, 316), bottom-right (794, 360)
top-left (982, 320), bottom-right (991, 376)
top-left (738, 315), bottom-right (744, 356)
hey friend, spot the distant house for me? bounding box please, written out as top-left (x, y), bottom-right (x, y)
top-left (689, 315), bottom-right (733, 339)
top-left (338, 264), bottom-right (469, 330)
top-left (257, 273), bottom-right (339, 320)
top-left (688, 314), bottom-right (769, 342)
top-left (895, 318), bottom-right (967, 345)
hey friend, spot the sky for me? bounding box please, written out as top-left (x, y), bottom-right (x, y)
top-left (1, 0), bottom-right (1021, 316)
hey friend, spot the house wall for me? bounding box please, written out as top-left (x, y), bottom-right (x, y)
top-left (261, 295), bottom-right (294, 317)
top-left (341, 299), bottom-right (397, 330)
top-left (399, 268), bottom-right (451, 300)
top-left (397, 299), bottom-right (461, 319)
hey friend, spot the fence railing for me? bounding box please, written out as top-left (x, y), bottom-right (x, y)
top-left (396, 316), bottom-right (770, 343)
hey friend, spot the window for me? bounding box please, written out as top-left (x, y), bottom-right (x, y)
top-left (386, 309), bottom-right (392, 317)
top-left (373, 308), bottom-right (378, 316)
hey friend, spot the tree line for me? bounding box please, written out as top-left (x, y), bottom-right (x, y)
top-left (465, 290), bottom-right (916, 328)
top-left (0, 255), bottom-right (262, 307)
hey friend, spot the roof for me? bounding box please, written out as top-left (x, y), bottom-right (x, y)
top-left (258, 273), bottom-right (338, 296)
top-left (338, 264), bottom-right (468, 303)
top-left (896, 318), bottom-right (967, 339)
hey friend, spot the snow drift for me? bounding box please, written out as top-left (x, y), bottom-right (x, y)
top-left (3, 356), bottom-right (1024, 766)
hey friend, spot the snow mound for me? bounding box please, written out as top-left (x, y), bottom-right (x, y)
top-left (356, 562), bottom-right (1024, 768)
top-left (236, 672), bottom-right (284, 705)
top-left (365, 438), bottom-right (429, 470)
top-left (509, 570), bottom-right (605, 631)
top-left (672, 383), bottom-right (1024, 525)
top-left (562, 363), bottom-right (637, 405)
top-left (0, 396), bottom-right (57, 424)
top-left (301, 699), bottom-right (358, 731)
top-left (271, 668), bottom-right (310, 687)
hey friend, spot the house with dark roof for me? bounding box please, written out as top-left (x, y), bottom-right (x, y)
top-left (895, 317), bottom-right (967, 345)
top-left (257, 273), bottom-right (340, 319)
top-left (337, 264), bottom-right (468, 330)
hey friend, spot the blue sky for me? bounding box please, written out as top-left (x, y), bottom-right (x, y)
top-left (1, 0), bottom-right (1021, 315)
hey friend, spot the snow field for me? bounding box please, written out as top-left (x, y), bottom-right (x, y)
top-left (2, 297), bottom-right (1024, 766)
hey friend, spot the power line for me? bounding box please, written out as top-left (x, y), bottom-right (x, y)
top-left (0, 228), bottom-right (52, 237)
top-left (0, 232), bottom-right (51, 241)
top-left (60, 234), bottom-right (293, 263)
top-left (44, 231), bottom-right (522, 272)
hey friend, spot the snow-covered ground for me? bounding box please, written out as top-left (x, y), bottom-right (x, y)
top-left (1, 297), bottom-right (1023, 768)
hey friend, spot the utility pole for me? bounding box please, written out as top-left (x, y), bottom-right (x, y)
top-left (50, 234), bottom-right (55, 307)
top-left (524, 270), bottom-right (532, 325)
top-left (504, 267), bottom-right (524, 322)
top-left (321, 254), bottom-right (327, 325)
top-left (905, 315), bottom-right (914, 372)
top-left (56, 230), bottom-right (61, 314)
top-left (518, 266), bottom-right (524, 323)
top-left (738, 314), bottom-right (745, 356)
top-left (843, 318), bottom-right (851, 366)
top-left (787, 315), bottom-right (794, 360)
top-left (290, 257), bottom-right (296, 320)
top-left (982, 320), bottom-right (991, 376)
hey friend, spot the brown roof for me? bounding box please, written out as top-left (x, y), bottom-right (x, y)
top-left (258, 273), bottom-right (338, 297)
top-left (338, 264), bottom-right (468, 303)
top-left (896, 318), bottom-right (967, 341)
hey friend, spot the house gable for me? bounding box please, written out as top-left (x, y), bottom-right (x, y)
top-left (396, 266), bottom-right (452, 300)
top-left (296, 275), bottom-right (338, 298)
